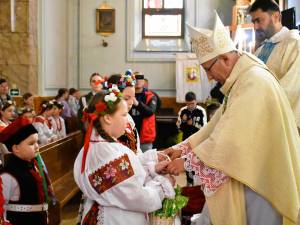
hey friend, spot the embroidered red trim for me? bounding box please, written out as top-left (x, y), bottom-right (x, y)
top-left (81, 202), bottom-right (99, 225)
top-left (33, 116), bottom-right (45, 124)
top-left (53, 117), bottom-right (62, 132)
top-left (118, 123), bottom-right (138, 154)
top-left (88, 154), bottom-right (134, 194)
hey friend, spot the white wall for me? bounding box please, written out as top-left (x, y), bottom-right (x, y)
top-left (288, 0), bottom-right (300, 25)
top-left (39, 0), bottom-right (234, 96)
top-left (79, 0), bottom-right (234, 97)
top-left (38, 0), bottom-right (69, 95)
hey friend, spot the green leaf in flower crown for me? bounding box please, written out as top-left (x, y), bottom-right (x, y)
top-left (107, 101), bottom-right (114, 108)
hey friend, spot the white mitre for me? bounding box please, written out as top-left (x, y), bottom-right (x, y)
top-left (187, 11), bottom-right (236, 64)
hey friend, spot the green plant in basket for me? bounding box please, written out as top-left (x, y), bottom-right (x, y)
top-left (153, 185), bottom-right (189, 218)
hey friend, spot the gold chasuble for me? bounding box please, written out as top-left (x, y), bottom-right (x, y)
top-left (187, 52), bottom-right (300, 225)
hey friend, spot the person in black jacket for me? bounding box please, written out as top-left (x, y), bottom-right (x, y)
top-left (176, 92), bottom-right (207, 141)
top-left (129, 74), bottom-right (157, 152)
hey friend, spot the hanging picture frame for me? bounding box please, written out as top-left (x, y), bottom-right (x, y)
top-left (96, 8), bottom-right (115, 34)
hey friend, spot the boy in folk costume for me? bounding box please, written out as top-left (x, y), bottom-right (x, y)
top-left (74, 87), bottom-right (175, 225)
top-left (0, 117), bottom-right (55, 225)
top-left (33, 101), bottom-right (57, 145)
top-left (164, 12), bottom-right (300, 225)
top-left (49, 101), bottom-right (66, 139)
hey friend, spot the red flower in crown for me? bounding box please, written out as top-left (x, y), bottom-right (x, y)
top-left (95, 101), bottom-right (107, 113)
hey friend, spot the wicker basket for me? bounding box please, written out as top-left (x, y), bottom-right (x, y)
top-left (149, 214), bottom-right (175, 225)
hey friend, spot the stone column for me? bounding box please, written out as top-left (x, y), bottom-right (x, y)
top-left (0, 0), bottom-right (38, 94)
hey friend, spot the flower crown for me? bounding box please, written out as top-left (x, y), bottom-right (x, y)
top-left (1, 100), bottom-right (15, 111)
top-left (113, 69), bottom-right (136, 90)
top-left (95, 85), bottom-right (123, 114)
top-left (18, 107), bottom-right (35, 116)
top-left (41, 100), bottom-right (54, 109)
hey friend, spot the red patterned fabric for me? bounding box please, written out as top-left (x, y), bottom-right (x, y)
top-left (33, 116), bottom-right (45, 124)
top-left (82, 202), bottom-right (99, 225)
top-left (118, 123), bottom-right (138, 154)
top-left (88, 154), bottom-right (134, 194)
top-left (175, 142), bottom-right (229, 196)
top-left (29, 167), bottom-right (45, 203)
top-left (46, 119), bottom-right (52, 129)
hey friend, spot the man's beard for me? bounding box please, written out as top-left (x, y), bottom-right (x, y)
top-left (255, 23), bottom-right (276, 41)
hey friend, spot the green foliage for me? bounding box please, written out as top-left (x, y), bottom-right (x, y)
top-left (153, 185), bottom-right (188, 218)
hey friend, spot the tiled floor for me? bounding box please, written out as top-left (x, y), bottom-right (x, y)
top-left (59, 173), bottom-right (186, 225)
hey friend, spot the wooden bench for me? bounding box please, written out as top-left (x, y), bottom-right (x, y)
top-left (13, 96), bottom-right (55, 113)
top-left (40, 130), bottom-right (83, 225)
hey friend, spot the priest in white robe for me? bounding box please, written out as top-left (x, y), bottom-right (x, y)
top-left (249, 0), bottom-right (300, 130)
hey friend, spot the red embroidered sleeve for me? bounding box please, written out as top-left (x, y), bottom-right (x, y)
top-left (88, 154), bottom-right (134, 194)
top-left (173, 142), bottom-right (229, 196)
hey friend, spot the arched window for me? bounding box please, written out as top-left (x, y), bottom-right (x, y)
top-left (142, 0), bottom-right (184, 38)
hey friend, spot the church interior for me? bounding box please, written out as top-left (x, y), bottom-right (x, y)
top-left (0, 0), bottom-right (300, 225)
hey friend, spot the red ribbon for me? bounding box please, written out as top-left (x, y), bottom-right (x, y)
top-left (81, 112), bottom-right (98, 173)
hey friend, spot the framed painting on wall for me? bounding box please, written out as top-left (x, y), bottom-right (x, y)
top-left (96, 8), bottom-right (115, 33)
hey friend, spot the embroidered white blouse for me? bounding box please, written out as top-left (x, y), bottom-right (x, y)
top-left (74, 130), bottom-right (175, 225)
top-left (49, 116), bottom-right (66, 139)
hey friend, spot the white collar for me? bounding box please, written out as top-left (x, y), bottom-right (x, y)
top-left (266, 26), bottom-right (289, 43)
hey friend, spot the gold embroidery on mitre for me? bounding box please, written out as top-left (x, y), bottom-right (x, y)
top-left (191, 36), bottom-right (214, 58)
top-left (215, 28), bottom-right (227, 49)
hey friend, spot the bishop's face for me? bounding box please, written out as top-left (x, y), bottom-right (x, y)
top-left (202, 58), bottom-right (225, 84)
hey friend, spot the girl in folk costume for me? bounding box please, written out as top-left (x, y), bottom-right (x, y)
top-left (0, 117), bottom-right (55, 225)
top-left (33, 101), bottom-right (57, 145)
top-left (49, 101), bottom-right (66, 139)
top-left (107, 70), bottom-right (141, 154)
top-left (17, 107), bottom-right (36, 124)
top-left (74, 87), bottom-right (175, 225)
top-left (0, 101), bottom-right (15, 132)
top-left (107, 71), bottom-right (169, 168)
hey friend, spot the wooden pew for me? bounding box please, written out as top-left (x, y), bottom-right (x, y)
top-left (40, 130), bottom-right (83, 225)
top-left (13, 96), bottom-right (55, 113)
top-left (160, 97), bottom-right (185, 114)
